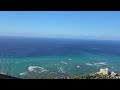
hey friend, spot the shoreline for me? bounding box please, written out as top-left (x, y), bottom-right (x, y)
top-left (1, 68), bottom-right (120, 79)
top-left (0, 74), bottom-right (20, 79)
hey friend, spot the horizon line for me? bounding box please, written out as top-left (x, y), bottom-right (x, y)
top-left (0, 35), bottom-right (120, 41)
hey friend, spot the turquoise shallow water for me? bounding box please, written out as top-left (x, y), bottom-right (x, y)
top-left (1, 53), bottom-right (120, 78)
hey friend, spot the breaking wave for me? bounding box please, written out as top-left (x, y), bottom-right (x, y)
top-left (86, 62), bottom-right (107, 66)
top-left (69, 59), bottom-right (72, 60)
top-left (76, 65), bottom-right (80, 68)
top-left (20, 72), bottom-right (27, 76)
top-left (60, 61), bottom-right (67, 64)
top-left (20, 66), bottom-right (48, 76)
top-left (28, 66), bottom-right (48, 73)
top-left (58, 67), bottom-right (65, 74)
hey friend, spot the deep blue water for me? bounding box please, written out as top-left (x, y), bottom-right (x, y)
top-left (0, 37), bottom-right (120, 78)
top-left (1, 37), bottom-right (120, 58)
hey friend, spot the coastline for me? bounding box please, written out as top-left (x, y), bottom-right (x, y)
top-left (1, 68), bottom-right (119, 79)
top-left (0, 74), bottom-right (20, 79)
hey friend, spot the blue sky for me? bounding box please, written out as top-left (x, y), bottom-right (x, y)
top-left (0, 11), bottom-right (120, 40)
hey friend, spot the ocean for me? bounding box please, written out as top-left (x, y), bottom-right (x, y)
top-left (0, 37), bottom-right (120, 79)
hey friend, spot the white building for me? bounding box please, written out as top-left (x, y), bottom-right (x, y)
top-left (98, 68), bottom-right (109, 75)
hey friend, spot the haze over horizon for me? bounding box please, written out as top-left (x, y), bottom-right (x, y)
top-left (0, 11), bottom-right (120, 40)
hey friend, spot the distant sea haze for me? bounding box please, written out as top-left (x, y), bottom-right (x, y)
top-left (0, 37), bottom-right (120, 78)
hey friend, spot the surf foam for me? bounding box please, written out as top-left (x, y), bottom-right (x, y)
top-left (86, 62), bottom-right (107, 66)
top-left (77, 65), bottom-right (80, 68)
top-left (20, 72), bottom-right (27, 76)
top-left (69, 59), bottom-right (72, 60)
top-left (58, 67), bottom-right (65, 74)
top-left (28, 66), bottom-right (48, 73)
top-left (60, 61), bottom-right (67, 64)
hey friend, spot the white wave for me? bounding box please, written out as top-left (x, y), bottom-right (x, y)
top-left (96, 62), bottom-right (107, 65)
top-left (86, 62), bottom-right (107, 66)
top-left (0, 72), bottom-right (6, 75)
top-left (20, 72), bottom-right (27, 76)
top-left (58, 67), bottom-right (65, 74)
top-left (77, 65), bottom-right (80, 68)
top-left (38, 67), bottom-right (48, 73)
top-left (86, 62), bottom-right (93, 66)
top-left (50, 72), bottom-right (55, 74)
top-left (28, 66), bottom-right (38, 72)
top-left (69, 59), bottom-right (72, 60)
top-left (60, 61), bottom-right (67, 64)
top-left (28, 66), bottom-right (47, 73)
